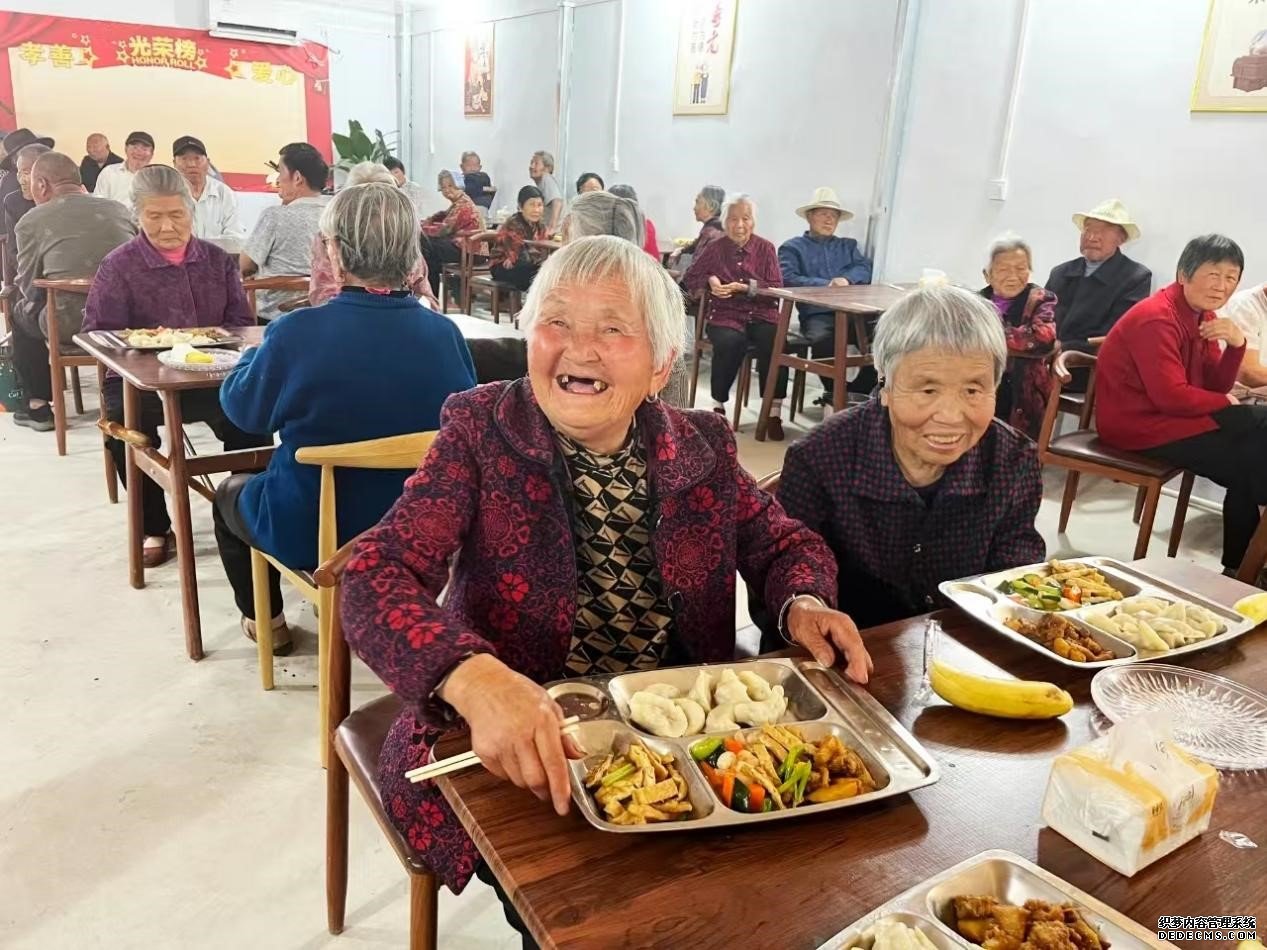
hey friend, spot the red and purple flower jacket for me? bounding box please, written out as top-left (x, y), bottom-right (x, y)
top-left (340, 378), bottom-right (838, 890)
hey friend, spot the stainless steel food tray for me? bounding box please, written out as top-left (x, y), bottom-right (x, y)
top-left (89, 329), bottom-right (243, 350)
top-left (544, 657), bottom-right (940, 833)
top-left (940, 557), bottom-right (1257, 670)
top-left (818, 849), bottom-right (1171, 949)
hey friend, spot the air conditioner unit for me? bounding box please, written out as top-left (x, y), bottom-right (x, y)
top-left (208, 0), bottom-right (301, 46)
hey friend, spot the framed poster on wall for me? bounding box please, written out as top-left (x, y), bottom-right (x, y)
top-left (1192, 0), bottom-right (1267, 112)
top-left (0, 11), bottom-right (330, 189)
top-left (672, 0), bottom-right (738, 116)
top-left (464, 22), bottom-right (493, 117)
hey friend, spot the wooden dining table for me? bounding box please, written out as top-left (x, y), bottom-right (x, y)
top-left (73, 326), bottom-right (274, 660)
top-left (437, 559), bottom-right (1266, 949)
top-left (753, 284), bottom-right (910, 441)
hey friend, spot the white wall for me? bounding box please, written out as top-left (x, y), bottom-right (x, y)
top-left (411, 0), bottom-right (899, 248)
top-left (886, 0), bottom-right (1267, 288)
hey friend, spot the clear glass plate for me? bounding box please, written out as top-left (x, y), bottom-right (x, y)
top-left (1091, 664), bottom-right (1267, 770)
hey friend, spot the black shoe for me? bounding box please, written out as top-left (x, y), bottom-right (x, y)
top-left (14, 405), bottom-right (53, 432)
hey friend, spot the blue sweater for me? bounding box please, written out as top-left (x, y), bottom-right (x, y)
top-left (777, 233), bottom-right (874, 318)
top-left (220, 290), bottom-right (477, 568)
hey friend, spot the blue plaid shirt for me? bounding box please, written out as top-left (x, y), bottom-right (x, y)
top-left (777, 398), bottom-right (1044, 628)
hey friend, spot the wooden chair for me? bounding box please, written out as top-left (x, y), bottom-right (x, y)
top-left (34, 277), bottom-right (95, 457)
top-left (1037, 350), bottom-right (1194, 559)
top-left (687, 292), bottom-right (809, 430)
top-left (242, 275), bottom-right (310, 320)
top-left (1236, 510), bottom-right (1267, 586)
top-left (438, 229), bottom-right (486, 314)
top-left (468, 275), bottom-right (522, 326)
top-left (316, 533), bottom-right (440, 950)
top-left (250, 431), bottom-right (437, 767)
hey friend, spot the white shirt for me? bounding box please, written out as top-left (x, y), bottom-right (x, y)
top-left (93, 163), bottom-right (137, 206)
top-left (401, 180), bottom-right (430, 220)
top-left (1221, 282), bottom-right (1267, 351)
top-left (190, 176), bottom-right (244, 241)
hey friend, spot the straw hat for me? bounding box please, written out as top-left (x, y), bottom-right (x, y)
top-left (1072, 198), bottom-right (1140, 242)
top-left (796, 187), bottom-right (854, 222)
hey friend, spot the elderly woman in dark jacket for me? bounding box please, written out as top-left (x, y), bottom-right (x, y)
top-left (341, 236), bottom-right (869, 915)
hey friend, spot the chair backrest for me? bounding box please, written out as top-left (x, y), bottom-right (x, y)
top-left (694, 290), bottom-right (712, 346)
top-left (243, 275), bottom-right (310, 318)
top-left (1036, 350), bottom-right (1099, 455)
top-left (295, 430), bottom-right (438, 569)
top-left (33, 276), bottom-right (94, 349)
top-left (461, 229), bottom-right (500, 268)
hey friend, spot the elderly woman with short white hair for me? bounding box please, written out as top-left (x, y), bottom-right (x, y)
top-left (778, 285), bottom-right (1044, 629)
top-left (307, 161), bottom-right (438, 309)
top-left (211, 181), bottom-right (476, 654)
top-left (978, 233), bottom-right (1058, 438)
top-left (340, 235), bottom-right (868, 927)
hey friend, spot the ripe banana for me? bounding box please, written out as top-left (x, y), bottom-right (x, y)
top-left (930, 660), bottom-right (1073, 720)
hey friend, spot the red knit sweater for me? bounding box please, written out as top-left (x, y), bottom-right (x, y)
top-left (1095, 282), bottom-right (1244, 450)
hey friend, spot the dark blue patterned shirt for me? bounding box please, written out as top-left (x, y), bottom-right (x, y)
top-left (777, 397), bottom-right (1044, 628)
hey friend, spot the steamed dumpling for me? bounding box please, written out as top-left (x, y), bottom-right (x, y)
top-left (673, 697), bottom-right (707, 734)
top-left (713, 669), bottom-right (750, 706)
top-left (738, 671), bottom-right (773, 701)
top-left (643, 683), bottom-right (681, 699)
top-left (734, 685), bottom-right (788, 726)
top-left (688, 670), bottom-right (713, 712)
top-left (704, 702), bottom-right (740, 733)
top-left (629, 691), bottom-right (688, 737)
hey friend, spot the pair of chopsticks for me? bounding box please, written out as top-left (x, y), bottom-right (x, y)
top-left (405, 715), bottom-right (583, 784)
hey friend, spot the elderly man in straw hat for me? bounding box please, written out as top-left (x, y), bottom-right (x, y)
top-left (778, 187), bottom-right (873, 413)
top-left (1045, 198), bottom-right (1151, 364)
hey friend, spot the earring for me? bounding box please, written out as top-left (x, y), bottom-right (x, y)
top-left (646, 391), bottom-right (660, 404)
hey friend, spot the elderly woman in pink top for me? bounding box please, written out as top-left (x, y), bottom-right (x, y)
top-left (307, 161), bottom-right (438, 309)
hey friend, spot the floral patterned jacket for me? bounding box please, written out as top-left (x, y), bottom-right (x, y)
top-left (340, 378), bottom-right (838, 890)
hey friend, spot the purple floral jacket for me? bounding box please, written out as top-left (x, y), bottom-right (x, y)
top-left (341, 378), bottom-right (838, 891)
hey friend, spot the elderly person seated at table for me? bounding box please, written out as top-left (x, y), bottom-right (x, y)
top-left (1096, 234), bottom-right (1264, 577)
top-left (684, 193), bottom-right (789, 438)
top-left (92, 130), bottom-right (152, 206)
top-left (173, 135), bottom-right (243, 244)
top-left (778, 286), bottom-right (1044, 629)
top-left (1221, 279), bottom-right (1267, 388)
top-left (82, 164), bottom-right (267, 567)
top-left (307, 162), bottom-right (437, 310)
top-left (214, 181), bottom-right (476, 652)
top-left (574, 171), bottom-right (604, 195)
top-left (4, 143), bottom-right (49, 271)
top-left (490, 184), bottom-right (550, 292)
top-left (529, 150), bottom-right (564, 236)
top-left (778, 187), bottom-right (874, 411)
top-left (668, 184), bottom-right (725, 270)
top-left (420, 169), bottom-right (483, 299)
top-left (341, 235), bottom-right (868, 928)
top-left (977, 233), bottom-right (1058, 439)
top-left (609, 183), bottom-right (660, 260)
top-left (10, 151), bottom-right (135, 432)
top-left (458, 150), bottom-right (495, 210)
top-left (242, 142), bottom-right (331, 320)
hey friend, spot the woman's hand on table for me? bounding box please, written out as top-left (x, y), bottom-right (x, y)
top-left (785, 596), bottom-right (873, 685)
top-left (440, 653), bottom-right (582, 815)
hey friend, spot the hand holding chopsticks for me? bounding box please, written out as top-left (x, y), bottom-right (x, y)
top-left (405, 715), bottom-right (583, 783)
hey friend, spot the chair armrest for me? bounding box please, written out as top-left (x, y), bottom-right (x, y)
top-left (314, 533), bottom-right (366, 588)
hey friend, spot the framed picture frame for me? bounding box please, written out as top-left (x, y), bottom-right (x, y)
top-left (464, 22), bottom-right (494, 117)
top-left (672, 0), bottom-right (738, 116)
top-left (1191, 0), bottom-right (1267, 112)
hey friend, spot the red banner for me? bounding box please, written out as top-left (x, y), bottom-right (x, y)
top-left (0, 12), bottom-right (331, 190)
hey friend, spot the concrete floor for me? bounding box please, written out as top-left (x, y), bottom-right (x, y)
top-left (0, 359), bottom-right (1228, 949)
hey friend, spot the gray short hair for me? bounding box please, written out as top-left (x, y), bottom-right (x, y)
top-left (532, 150), bottom-right (555, 172)
top-left (345, 161), bottom-right (396, 188)
top-left (698, 185), bottom-right (725, 217)
top-left (872, 286), bottom-right (1008, 386)
top-left (319, 182), bottom-right (420, 287)
top-left (986, 232), bottom-right (1033, 270)
top-left (721, 192), bottom-right (756, 224)
top-left (15, 143), bottom-right (51, 170)
top-left (519, 235), bottom-right (685, 370)
top-left (131, 164), bottom-right (194, 217)
top-left (461, 150), bottom-right (480, 165)
top-left (437, 169), bottom-right (457, 189)
top-left (609, 183), bottom-right (638, 203)
top-left (564, 191), bottom-right (644, 246)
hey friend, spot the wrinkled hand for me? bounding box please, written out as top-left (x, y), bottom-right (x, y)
top-left (440, 654), bottom-right (582, 815)
top-left (829, 277), bottom-right (851, 287)
top-left (786, 597), bottom-right (873, 684)
top-left (708, 275), bottom-right (732, 298)
top-left (1200, 317), bottom-right (1246, 349)
top-left (1227, 393), bottom-right (1241, 406)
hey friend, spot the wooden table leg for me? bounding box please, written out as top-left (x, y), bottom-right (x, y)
top-left (162, 391), bottom-right (205, 661)
top-left (1235, 506), bottom-right (1267, 585)
top-left (124, 381), bottom-right (145, 590)
top-left (832, 311), bottom-right (850, 413)
top-left (754, 300), bottom-right (793, 442)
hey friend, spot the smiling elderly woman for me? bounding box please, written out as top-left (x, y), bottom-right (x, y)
top-left (777, 286), bottom-right (1045, 629)
top-left (340, 235), bottom-right (869, 913)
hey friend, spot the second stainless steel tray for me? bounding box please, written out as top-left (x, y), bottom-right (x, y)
top-left (545, 657), bottom-right (940, 833)
top-left (940, 557), bottom-right (1258, 670)
top-left (818, 849), bottom-right (1171, 949)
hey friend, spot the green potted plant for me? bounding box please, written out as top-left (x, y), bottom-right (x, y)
top-left (331, 120), bottom-right (393, 170)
